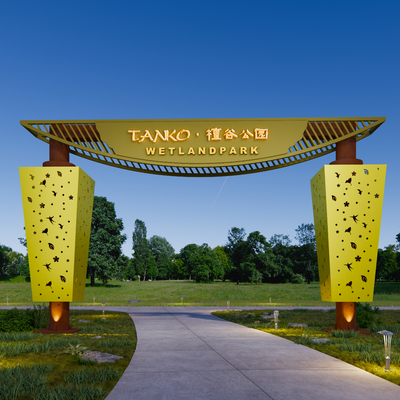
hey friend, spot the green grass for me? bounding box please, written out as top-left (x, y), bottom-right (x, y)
top-left (212, 309), bottom-right (400, 386)
top-left (0, 310), bottom-right (136, 400)
top-left (1, 279), bottom-right (400, 307)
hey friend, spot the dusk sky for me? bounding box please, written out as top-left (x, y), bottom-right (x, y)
top-left (1, 0), bottom-right (399, 257)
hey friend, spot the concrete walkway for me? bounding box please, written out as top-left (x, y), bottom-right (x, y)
top-left (105, 307), bottom-right (400, 400)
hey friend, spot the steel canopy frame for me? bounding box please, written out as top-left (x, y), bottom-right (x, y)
top-left (20, 117), bottom-right (385, 176)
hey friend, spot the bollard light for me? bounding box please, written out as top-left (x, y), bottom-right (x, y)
top-left (181, 297), bottom-right (183, 305)
top-left (274, 310), bottom-right (279, 330)
top-left (269, 297), bottom-right (271, 305)
top-left (378, 330), bottom-right (393, 372)
top-left (6, 297), bottom-right (9, 306)
top-left (93, 297), bottom-right (95, 306)
top-left (138, 275), bottom-right (140, 281)
top-left (102, 302), bottom-right (105, 316)
top-left (227, 300), bottom-right (230, 311)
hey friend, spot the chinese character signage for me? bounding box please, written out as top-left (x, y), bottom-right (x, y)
top-left (96, 119), bottom-right (308, 168)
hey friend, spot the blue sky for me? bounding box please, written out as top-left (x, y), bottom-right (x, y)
top-left (1, 0), bottom-right (399, 257)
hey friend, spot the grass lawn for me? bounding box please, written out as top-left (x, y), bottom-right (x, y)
top-left (1, 279), bottom-right (400, 307)
top-left (0, 310), bottom-right (136, 400)
top-left (212, 309), bottom-right (400, 386)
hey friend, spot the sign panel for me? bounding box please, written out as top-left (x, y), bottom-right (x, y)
top-left (311, 165), bottom-right (386, 302)
top-left (97, 119), bottom-right (308, 167)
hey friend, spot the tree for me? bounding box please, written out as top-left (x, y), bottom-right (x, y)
top-left (295, 223), bottom-right (316, 248)
top-left (269, 234), bottom-right (291, 247)
top-left (87, 196), bottom-right (126, 285)
top-left (132, 219), bottom-right (149, 280)
top-left (213, 246), bottom-right (231, 281)
top-left (148, 235), bottom-right (175, 279)
top-left (376, 245), bottom-right (399, 281)
top-left (146, 254), bottom-right (158, 280)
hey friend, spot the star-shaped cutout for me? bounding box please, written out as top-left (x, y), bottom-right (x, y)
top-left (375, 193), bottom-right (379, 198)
top-left (32, 186), bottom-right (35, 189)
top-left (69, 195), bottom-right (73, 200)
top-left (53, 256), bottom-right (59, 262)
top-left (344, 201), bottom-right (350, 207)
top-left (40, 219), bottom-right (43, 222)
top-left (336, 230), bottom-right (339, 234)
top-left (352, 171), bottom-right (357, 176)
top-left (39, 203), bottom-right (45, 208)
top-left (45, 173), bottom-right (50, 178)
top-left (337, 184), bottom-right (340, 187)
top-left (355, 256), bottom-right (361, 262)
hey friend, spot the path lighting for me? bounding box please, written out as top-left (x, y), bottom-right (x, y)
top-left (378, 330), bottom-right (393, 372)
top-left (227, 300), bottom-right (230, 311)
top-left (102, 303), bottom-right (105, 316)
top-left (6, 297), bottom-right (8, 306)
top-left (269, 297), bottom-right (271, 305)
top-left (181, 297), bottom-right (183, 305)
top-left (93, 297), bottom-right (95, 306)
top-left (274, 310), bottom-right (279, 330)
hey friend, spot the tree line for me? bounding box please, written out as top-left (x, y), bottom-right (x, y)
top-left (2, 196), bottom-right (400, 284)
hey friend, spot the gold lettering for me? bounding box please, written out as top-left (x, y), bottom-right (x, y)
top-left (164, 130), bottom-right (177, 142)
top-left (146, 148), bottom-right (156, 155)
top-left (159, 147), bottom-right (166, 155)
top-left (139, 130), bottom-right (155, 143)
top-left (198, 147), bottom-right (206, 155)
top-left (178, 147), bottom-right (184, 155)
top-left (168, 147), bottom-right (176, 154)
top-left (240, 147), bottom-right (247, 155)
top-left (177, 129), bottom-right (190, 141)
top-left (251, 146), bottom-right (258, 155)
top-left (229, 147), bottom-right (237, 155)
top-left (154, 130), bottom-right (167, 142)
top-left (128, 130), bottom-right (140, 142)
top-left (220, 147), bottom-right (226, 154)
top-left (209, 147), bottom-right (216, 155)
top-left (188, 147), bottom-right (195, 155)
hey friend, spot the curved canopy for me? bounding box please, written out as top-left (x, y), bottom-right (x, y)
top-left (20, 117), bottom-right (385, 177)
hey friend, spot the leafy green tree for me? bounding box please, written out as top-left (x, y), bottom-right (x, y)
top-left (170, 257), bottom-right (184, 279)
top-left (269, 234), bottom-right (291, 247)
top-left (87, 196), bottom-right (126, 285)
top-left (179, 244), bottom-right (199, 279)
top-left (213, 246), bottom-right (231, 281)
top-left (291, 244), bottom-right (318, 284)
top-left (132, 219), bottom-right (149, 280)
top-left (178, 244), bottom-right (222, 283)
top-left (376, 245), bottom-right (399, 281)
top-left (295, 223), bottom-right (316, 249)
top-left (146, 254), bottom-right (158, 280)
top-left (148, 235), bottom-right (174, 279)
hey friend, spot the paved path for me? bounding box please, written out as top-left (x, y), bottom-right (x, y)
top-left (105, 307), bottom-right (400, 400)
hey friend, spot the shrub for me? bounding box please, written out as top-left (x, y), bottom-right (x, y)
top-left (0, 308), bottom-right (33, 332)
top-left (0, 306), bottom-right (49, 332)
top-left (356, 303), bottom-right (381, 329)
top-left (291, 274), bottom-right (305, 284)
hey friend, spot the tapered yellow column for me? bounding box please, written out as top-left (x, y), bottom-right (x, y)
top-left (20, 166), bottom-right (94, 332)
top-left (311, 164), bottom-right (386, 328)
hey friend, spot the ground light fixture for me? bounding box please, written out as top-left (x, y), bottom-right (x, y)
top-left (227, 300), bottom-right (230, 311)
top-left (6, 297), bottom-right (8, 306)
top-left (274, 310), bottom-right (279, 330)
top-left (102, 303), bottom-right (106, 319)
top-left (378, 330), bottom-right (393, 371)
top-left (93, 297), bottom-right (95, 306)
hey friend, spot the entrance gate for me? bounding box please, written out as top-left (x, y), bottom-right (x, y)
top-left (20, 117), bottom-right (386, 332)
